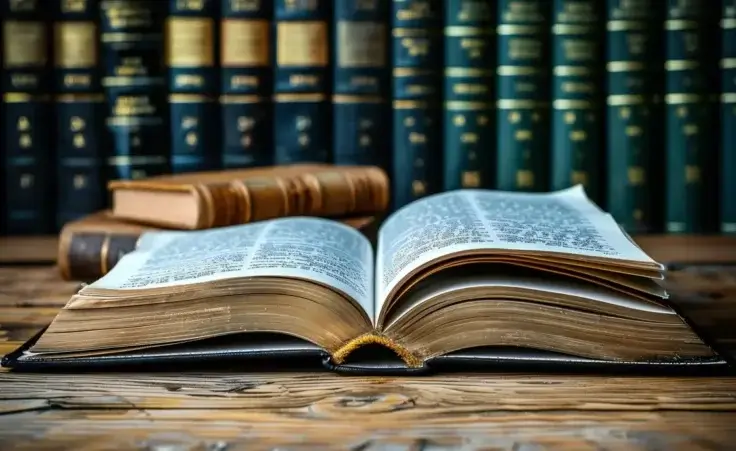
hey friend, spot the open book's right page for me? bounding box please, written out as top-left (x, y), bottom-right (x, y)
top-left (375, 185), bottom-right (659, 316)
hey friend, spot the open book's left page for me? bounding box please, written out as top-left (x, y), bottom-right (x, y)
top-left (86, 218), bottom-right (376, 320)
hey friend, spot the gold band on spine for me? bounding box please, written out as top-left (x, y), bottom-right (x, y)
top-left (100, 235), bottom-right (111, 276)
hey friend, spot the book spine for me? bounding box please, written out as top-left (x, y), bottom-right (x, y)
top-left (167, 0), bottom-right (219, 174)
top-left (59, 231), bottom-right (140, 281)
top-left (273, 0), bottom-right (330, 164)
top-left (722, 1), bottom-right (736, 234)
top-left (101, 0), bottom-right (169, 181)
top-left (220, 0), bottom-right (272, 169)
top-left (332, 0), bottom-right (390, 169)
top-left (391, 0), bottom-right (443, 209)
top-left (550, 0), bottom-right (604, 203)
top-left (443, 0), bottom-right (494, 191)
top-left (1, 0), bottom-right (53, 234)
top-left (605, 0), bottom-right (662, 233)
top-left (495, 0), bottom-right (551, 192)
top-left (664, 0), bottom-right (711, 233)
top-left (54, 0), bottom-right (106, 229)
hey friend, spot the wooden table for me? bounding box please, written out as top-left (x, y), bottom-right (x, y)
top-left (1, 263), bottom-right (736, 449)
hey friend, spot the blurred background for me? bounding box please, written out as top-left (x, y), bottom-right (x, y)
top-left (0, 0), bottom-right (734, 241)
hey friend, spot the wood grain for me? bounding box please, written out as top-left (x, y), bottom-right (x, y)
top-left (0, 410), bottom-right (734, 450)
top-left (1, 372), bottom-right (736, 412)
top-left (1, 263), bottom-right (736, 449)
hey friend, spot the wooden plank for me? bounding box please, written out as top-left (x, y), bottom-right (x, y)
top-left (1, 372), bottom-right (735, 411)
top-left (0, 409), bottom-right (734, 449)
top-left (634, 234), bottom-right (736, 265)
top-left (0, 236), bottom-right (58, 264)
top-left (0, 266), bottom-right (80, 307)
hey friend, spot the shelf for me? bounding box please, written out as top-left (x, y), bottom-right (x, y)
top-left (0, 236), bottom-right (59, 264)
top-left (633, 235), bottom-right (736, 265)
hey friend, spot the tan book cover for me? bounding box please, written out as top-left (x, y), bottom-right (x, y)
top-left (108, 164), bottom-right (390, 229)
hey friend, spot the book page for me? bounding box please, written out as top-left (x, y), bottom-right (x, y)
top-left (87, 217), bottom-right (375, 318)
top-left (376, 185), bottom-right (660, 313)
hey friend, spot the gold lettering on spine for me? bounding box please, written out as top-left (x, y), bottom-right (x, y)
top-left (338, 22), bottom-right (386, 67)
top-left (55, 22), bottom-right (98, 68)
top-left (166, 18), bottom-right (215, 67)
top-left (221, 19), bottom-right (270, 66)
top-left (62, 0), bottom-right (88, 12)
top-left (3, 21), bottom-right (47, 67)
top-left (277, 22), bottom-right (328, 67)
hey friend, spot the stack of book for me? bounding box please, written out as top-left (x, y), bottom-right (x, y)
top-left (56, 164), bottom-right (390, 281)
top-left (1, 0), bottom-right (734, 237)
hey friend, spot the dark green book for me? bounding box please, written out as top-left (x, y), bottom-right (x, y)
top-left (167, 0), bottom-right (219, 174)
top-left (550, 0), bottom-right (604, 203)
top-left (391, 0), bottom-right (443, 210)
top-left (54, 0), bottom-right (106, 230)
top-left (273, 0), bottom-right (331, 164)
top-left (722, 0), bottom-right (736, 234)
top-left (605, 0), bottom-right (663, 234)
top-left (1, 0), bottom-right (53, 234)
top-left (220, 0), bottom-right (272, 169)
top-left (332, 0), bottom-right (390, 170)
top-left (495, 0), bottom-right (551, 192)
top-left (663, 0), bottom-right (713, 233)
top-left (443, 0), bottom-right (495, 191)
top-left (101, 0), bottom-right (169, 181)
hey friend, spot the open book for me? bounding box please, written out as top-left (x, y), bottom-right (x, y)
top-left (4, 186), bottom-right (725, 373)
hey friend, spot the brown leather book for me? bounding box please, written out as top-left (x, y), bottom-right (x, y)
top-left (57, 211), bottom-right (380, 282)
top-left (108, 164), bottom-right (389, 229)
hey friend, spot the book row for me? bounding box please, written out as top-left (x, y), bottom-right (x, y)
top-left (1, 0), bottom-right (735, 236)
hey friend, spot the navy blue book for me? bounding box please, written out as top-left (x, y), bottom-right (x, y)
top-left (220, 0), bottom-right (273, 169)
top-left (495, 0), bottom-right (551, 192)
top-left (391, 0), bottom-right (443, 209)
top-left (1, 0), bottom-right (53, 234)
top-left (721, 1), bottom-right (736, 234)
top-left (54, 0), bottom-right (106, 229)
top-left (443, 0), bottom-right (495, 191)
top-left (550, 0), bottom-right (604, 204)
top-left (100, 0), bottom-right (169, 182)
top-left (332, 0), bottom-right (390, 170)
top-left (273, 0), bottom-right (331, 164)
top-left (605, 0), bottom-right (663, 234)
top-left (167, 0), bottom-right (219, 174)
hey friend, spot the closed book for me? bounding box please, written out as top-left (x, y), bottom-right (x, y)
top-left (663, 0), bottom-right (713, 233)
top-left (443, 0), bottom-right (495, 191)
top-left (721, 0), bottom-right (736, 234)
top-left (1, 0), bottom-right (53, 234)
top-left (57, 210), bottom-right (381, 282)
top-left (550, 0), bottom-right (604, 204)
top-left (54, 0), bottom-right (106, 229)
top-left (391, 0), bottom-right (443, 210)
top-left (495, 0), bottom-right (551, 192)
top-left (273, 0), bottom-right (331, 164)
top-left (332, 0), bottom-right (390, 169)
top-left (166, 0), bottom-right (220, 173)
top-left (101, 0), bottom-right (169, 181)
top-left (605, 0), bottom-right (663, 234)
top-left (220, 0), bottom-right (273, 169)
top-left (108, 164), bottom-right (390, 229)
top-left (6, 186), bottom-right (728, 374)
